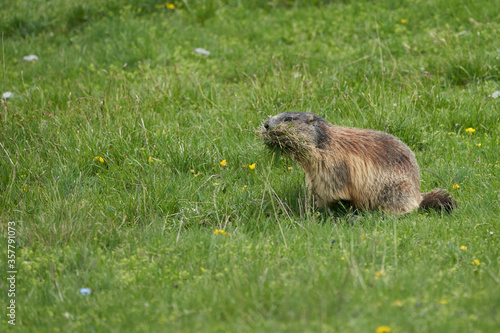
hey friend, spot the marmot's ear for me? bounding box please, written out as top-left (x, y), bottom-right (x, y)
top-left (307, 114), bottom-right (315, 123)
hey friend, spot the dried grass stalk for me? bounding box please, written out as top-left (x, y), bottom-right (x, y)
top-left (257, 126), bottom-right (314, 163)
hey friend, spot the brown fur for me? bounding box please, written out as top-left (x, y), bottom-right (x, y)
top-left (420, 189), bottom-right (457, 213)
top-left (260, 112), bottom-right (456, 215)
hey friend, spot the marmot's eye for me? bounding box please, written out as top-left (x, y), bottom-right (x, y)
top-left (284, 117), bottom-right (293, 122)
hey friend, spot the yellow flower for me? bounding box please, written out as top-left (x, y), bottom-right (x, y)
top-left (148, 156), bottom-right (153, 163)
top-left (394, 300), bottom-right (403, 307)
top-left (93, 156), bottom-right (104, 163)
top-left (166, 3), bottom-right (175, 10)
top-left (452, 184), bottom-right (460, 190)
top-left (440, 299), bottom-right (447, 304)
top-left (213, 229), bottom-right (227, 235)
top-left (162, 130), bottom-right (167, 135)
top-left (201, 267), bottom-right (206, 272)
top-left (472, 259), bottom-right (480, 266)
top-left (401, 19), bottom-right (408, 24)
top-left (214, 182), bottom-right (220, 186)
top-left (465, 127), bottom-right (475, 134)
top-left (375, 270), bottom-right (385, 280)
top-left (22, 184), bottom-right (28, 192)
top-left (249, 163), bottom-right (256, 170)
top-left (220, 159), bottom-right (227, 167)
top-left (376, 326), bottom-right (391, 333)
top-left (476, 143), bottom-right (481, 147)
top-left (242, 185), bottom-right (248, 191)
top-left (460, 245), bottom-right (467, 250)
top-left (190, 169), bottom-right (195, 173)
top-left (287, 166), bottom-right (292, 171)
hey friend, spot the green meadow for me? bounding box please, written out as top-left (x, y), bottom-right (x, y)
top-left (1, 0), bottom-right (499, 331)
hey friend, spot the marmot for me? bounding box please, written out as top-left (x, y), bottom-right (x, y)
top-left (260, 112), bottom-right (456, 215)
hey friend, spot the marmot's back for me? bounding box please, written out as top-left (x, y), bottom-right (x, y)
top-left (261, 112), bottom-right (456, 214)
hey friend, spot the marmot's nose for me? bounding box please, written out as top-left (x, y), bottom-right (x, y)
top-left (264, 120), bottom-right (270, 130)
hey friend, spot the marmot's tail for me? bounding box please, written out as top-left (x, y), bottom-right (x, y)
top-left (420, 189), bottom-right (457, 213)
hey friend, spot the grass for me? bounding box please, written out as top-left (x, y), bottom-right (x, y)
top-left (1, 0), bottom-right (499, 331)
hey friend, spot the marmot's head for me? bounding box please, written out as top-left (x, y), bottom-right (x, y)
top-left (260, 112), bottom-right (329, 160)
top-left (264, 112), bottom-right (329, 145)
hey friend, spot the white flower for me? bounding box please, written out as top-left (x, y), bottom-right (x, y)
top-left (2, 92), bottom-right (13, 99)
top-left (489, 91), bottom-right (500, 99)
top-left (23, 55), bottom-right (39, 61)
top-left (194, 48), bottom-right (210, 56)
top-left (79, 288), bottom-right (91, 295)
